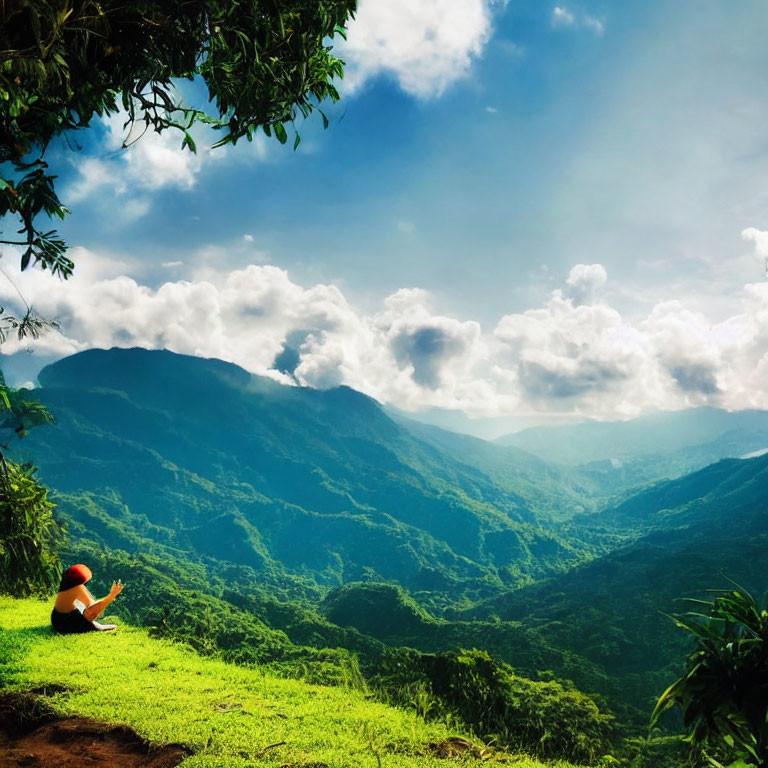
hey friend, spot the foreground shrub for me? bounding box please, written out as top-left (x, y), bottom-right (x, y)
top-left (652, 585), bottom-right (768, 768)
top-left (0, 459), bottom-right (63, 597)
top-left (373, 647), bottom-right (614, 763)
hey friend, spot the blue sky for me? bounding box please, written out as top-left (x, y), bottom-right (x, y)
top-left (3, 0), bottom-right (768, 435)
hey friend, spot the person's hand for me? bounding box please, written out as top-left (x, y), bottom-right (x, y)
top-left (109, 579), bottom-right (124, 597)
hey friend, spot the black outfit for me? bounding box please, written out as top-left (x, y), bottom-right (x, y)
top-left (50, 607), bottom-right (97, 634)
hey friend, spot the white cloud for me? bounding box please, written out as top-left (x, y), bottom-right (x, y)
top-left (68, 115), bottom-right (204, 205)
top-left (65, 111), bottom-right (271, 218)
top-left (551, 6), bottom-right (576, 27)
top-left (743, 227), bottom-right (768, 278)
top-left (120, 198), bottom-right (152, 224)
top-left (551, 5), bottom-right (605, 35)
top-left (564, 263), bottom-right (607, 305)
top-left (742, 227), bottom-right (768, 256)
top-left (340, 0), bottom-right (499, 98)
top-left (67, 157), bottom-right (125, 203)
top-left (243, 234), bottom-right (255, 243)
top-left (121, 130), bottom-right (201, 192)
top-left (494, 281), bottom-right (648, 414)
top-left (496, 39), bottom-right (525, 57)
top-left (583, 15), bottom-right (605, 36)
top-left (4, 242), bottom-right (768, 420)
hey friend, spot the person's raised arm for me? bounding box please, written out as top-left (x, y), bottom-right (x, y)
top-left (83, 580), bottom-right (123, 621)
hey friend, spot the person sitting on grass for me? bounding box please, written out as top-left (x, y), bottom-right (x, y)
top-left (51, 564), bottom-right (124, 634)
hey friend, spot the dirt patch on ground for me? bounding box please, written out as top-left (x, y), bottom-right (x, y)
top-left (278, 763), bottom-right (329, 768)
top-left (0, 693), bottom-right (192, 768)
top-left (424, 736), bottom-right (521, 762)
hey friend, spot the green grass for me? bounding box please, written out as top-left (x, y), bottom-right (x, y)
top-left (0, 597), bottom-right (581, 768)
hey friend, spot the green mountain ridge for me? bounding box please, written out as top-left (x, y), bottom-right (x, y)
top-left (459, 453), bottom-right (768, 724)
top-left (496, 407), bottom-right (768, 471)
top-left (20, 347), bottom-right (598, 607)
top-left (388, 414), bottom-right (617, 519)
top-left (575, 454), bottom-right (768, 534)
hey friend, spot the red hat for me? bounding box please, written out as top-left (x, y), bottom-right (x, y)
top-left (59, 564), bottom-right (92, 592)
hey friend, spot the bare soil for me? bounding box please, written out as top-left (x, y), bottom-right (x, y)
top-left (0, 692), bottom-right (191, 768)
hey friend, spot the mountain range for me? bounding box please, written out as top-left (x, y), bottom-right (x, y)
top-left (19, 348), bottom-right (609, 606)
top-left (11, 346), bottom-right (768, 734)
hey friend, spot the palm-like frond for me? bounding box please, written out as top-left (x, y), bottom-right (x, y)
top-left (652, 587), bottom-right (768, 767)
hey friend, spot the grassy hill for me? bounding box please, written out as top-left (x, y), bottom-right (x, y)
top-left (0, 597), bottom-right (588, 768)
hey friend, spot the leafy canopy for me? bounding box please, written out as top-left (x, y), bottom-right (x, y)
top-left (0, 363), bottom-right (63, 597)
top-left (651, 585), bottom-right (768, 768)
top-left (0, 0), bottom-right (356, 276)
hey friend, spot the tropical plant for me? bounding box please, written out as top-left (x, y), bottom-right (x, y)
top-left (651, 585), bottom-right (768, 768)
top-left (0, 0), bottom-right (356, 276)
top-left (0, 457), bottom-right (62, 596)
top-left (0, 335), bottom-right (63, 596)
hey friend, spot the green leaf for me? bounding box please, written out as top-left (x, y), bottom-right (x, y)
top-left (181, 131), bottom-right (197, 153)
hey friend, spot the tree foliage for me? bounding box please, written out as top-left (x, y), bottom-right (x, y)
top-left (0, 0), bottom-right (356, 275)
top-left (0, 364), bottom-right (63, 597)
top-left (651, 586), bottom-right (768, 768)
top-left (0, 305), bottom-right (58, 347)
top-left (0, 457), bottom-right (63, 596)
top-left (373, 647), bottom-right (614, 764)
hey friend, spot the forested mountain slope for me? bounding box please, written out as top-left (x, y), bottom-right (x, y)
top-left (17, 347), bottom-right (595, 607)
top-left (12, 346), bottom-right (765, 746)
top-left (389, 415), bottom-right (615, 520)
top-left (460, 453), bottom-right (768, 723)
top-left (575, 454), bottom-right (768, 534)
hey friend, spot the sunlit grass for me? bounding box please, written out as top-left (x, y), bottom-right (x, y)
top-left (0, 597), bottom-right (581, 768)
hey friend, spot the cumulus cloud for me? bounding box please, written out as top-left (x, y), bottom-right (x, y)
top-left (380, 288), bottom-right (483, 390)
top-left (64, 110), bottom-right (270, 217)
top-left (67, 115), bottom-right (204, 205)
top-left (641, 302), bottom-right (724, 399)
top-left (4, 247), bottom-right (768, 420)
top-left (494, 275), bottom-right (647, 411)
top-left (743, 227), bottom-right (768, 277)
top-left (340, 0), bottom-right (499, 98)
top-left (564, 263), bottom-right (607, 305)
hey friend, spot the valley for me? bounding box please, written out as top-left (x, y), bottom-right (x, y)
top-left (8, 346), bottom-right (768, 765)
